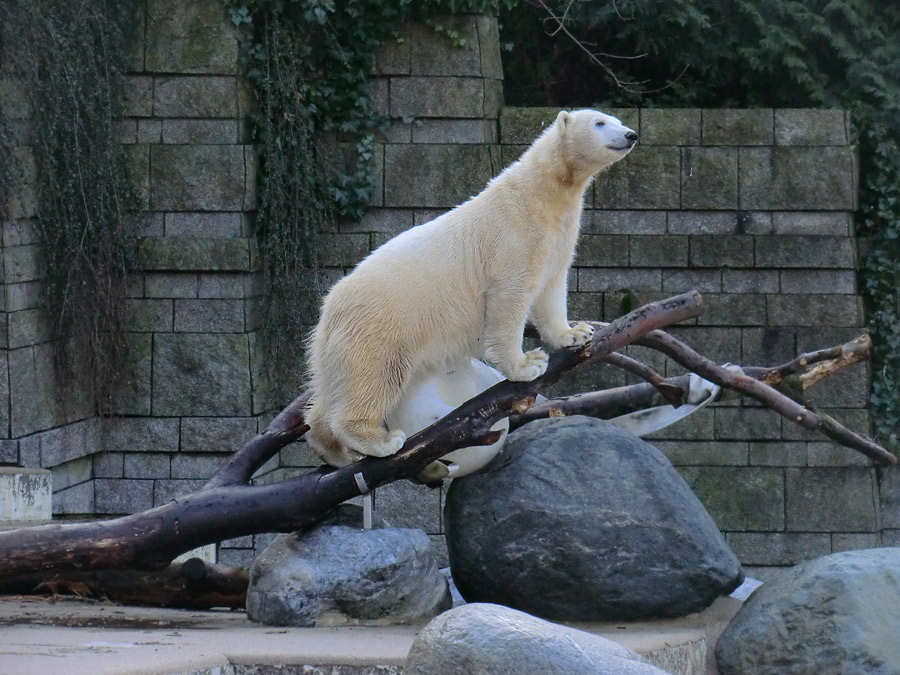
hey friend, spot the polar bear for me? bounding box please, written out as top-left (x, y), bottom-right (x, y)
top-left (305, 109), bottom-right (638, 467)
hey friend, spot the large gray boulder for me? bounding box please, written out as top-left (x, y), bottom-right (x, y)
top-left (405, 603), bottom-right (673, 675)
top-left (445, 416), bottom-right (743, 621)
top-left (246, 507), bottom-right (450, 626)
top-left (716, 547), bottom-right (900, 675)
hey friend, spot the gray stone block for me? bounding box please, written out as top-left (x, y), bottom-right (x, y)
top-left (103, 416), bottom-right (180, 453)
top-left (679, 466), bottom-right (784, 530)
top-left (122, 75), bottom-right (154, 117)
top-left (124, 298), bottom-right (173, 332)
top-left (153, 478), bottom-right (206, 504)
top-left (574, 235), bottom-right (629, 267)
top-left (0, 77), bottom-right (31, 119)
top-left (654, 440), bottom-right (748, 466)
top-left (340, 208), bottom-right (414, 235)
top-left (715, 407), bottom-right (781, 441)
top-left (782, 407), bottom-right (870, 442)
top-left (198, 273), bottom-right (246, 299)
top-left (384, 144), bottom-right (493, 207)
top-left (3, 219), bottom-right (39, 247)
top-left (586, 210), bottom-right (666, 235)
top-left (5, 147), bottom-right (37, 219)
top-left (412, 119), bottom-right (492, 144)
top-left (150, 145), bottom-right (251, 211)
top-left (153, 76), bottom-right (240, 118)
top-left (690, 235), bottom-right (754, 267)
top-left (390, 77), bottom-right (487, 118)
top-left (780, 269), bottom-right (856, 294)
top-left (52, 481), bottom-right (95, 516)
top-left (726, 532), bottom-right (831, 566)
top-left (125, 144), bottom-right (151, 210)
top-left (171, 453), bottom-right (228, 479)
top-left (477, 15), bottom-right (504, 80)
top-left (164, 212), bottom-right (248, 237)
top-left (124, 453), bottom-right (171, 479)
top-left (682, 147), bottom-right (739, 209)
top-left (882, 468), bottom-right (900, 530)
top-left (4, 244), bottom-right (43, 283)
top-left (137, 237), bottom-right (254, 271)
top-left (700, 293), bottom-right (767, 326)
top-left (145, 273), bottom-right (199, 298)
top-left (640, 108), bottom-right (701, 145)
top-left (739, 146), bottom-right (855, 210)
top-left (374, 480), bottom-right (442, 533)
top-left (567, 292), bottom-right (603, 322)
top-left (8, 345), bottom-right (66, 438)
top-left (594, 146), bottom-right (680, 209)
top-left (748, 441), bottom-right (808, 467)
top-left (136, 119), bottom-right (162, 143)
top-left (723, 269), bottom-right (780, 293)
top-left (662, 268), bottom-right (722, 293)
top-left (667, 211), bottom-right (739, 235)
top-left (103, 333), bottom-right (153, 416)
top-left (145, 0), bottom-right (238, 74)
top-left (767, 294), bottom-right (861, 327)
top-left (578, 267), bottom-right (661, 292)
top-left (375, 28), bottom-right (410, 75)
top-left (741, 327), bottom-right (797, 366)
top-left (7, 308), bottom-right (51, 348)
top-left (162, 119), bottom-right (240, 144)
top-left (152, 333), bottom-right (252, 416)
top-left (95, 478), bottom-right (154, 514)
top-left (665, 326), bottom-right (743, 366)
top-left (769, 212), bottom-right (852, 236)
top-left (786, 468), bottom-right (878, 532)
top-left (180, 416), bottom-right (258, 453)
top-left (93, 452), bottom-right (124, 478)
top-left (499, 107), bottom-right (560, 144)
top-left (6, 281), bottom-right (44, 312)
top-left (807, 442), bottom-right (871, 467)
top-left (831, 533), bottom-right (881, 553)
top-left (775, 109), bottom-right (849, 146)
top-left (0, 440), bottom-right (17, 464)
top-left (410, 17), bottom-right (482, 77)
top-left (643, 405), bottom-right (715, 440)
top-left (174, 298), bottom-right (245, 332)
top-left (756, 235), bottom-right (855, 268)
top-left (314, 233), bottom-right (370, 268)
top-left (117, 119), bottom-right (138, 143)
top-left (628, 235), bottom-right (688, 267)
top-left (703, 109), bottom-right (774, 145)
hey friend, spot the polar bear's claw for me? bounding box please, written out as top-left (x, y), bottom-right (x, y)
top-left (556, 322), bottom-right (594, 348)
top-left (367, 429), bottom-right (407, 458)
top-left (506, 348), bottom-right (549, 381)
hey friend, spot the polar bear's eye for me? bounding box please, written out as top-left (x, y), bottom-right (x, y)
top-left (595, 121), bottom-right (605, 127)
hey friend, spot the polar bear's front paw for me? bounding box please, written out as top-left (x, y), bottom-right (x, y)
top-left (506, 348), bottom-right (549, 381)
top-left (369, 429), bottom-right (407, 458)
top-left (551, 322), bottom-right (595, 349)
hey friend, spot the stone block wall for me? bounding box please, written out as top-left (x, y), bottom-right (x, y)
top-left (2, 4), bottom-right (895, 573)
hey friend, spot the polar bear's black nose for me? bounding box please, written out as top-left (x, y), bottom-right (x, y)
top-left (625, 131), bottom-right (638, 143)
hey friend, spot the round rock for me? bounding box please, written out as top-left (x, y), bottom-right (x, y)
top-left (405, 602), bottom-right (673, 675)
top-left (246, 508), bottom-right (450, 626)
top-left (716, 547), bottom-right (900, 674)
top-left (445, 416), bottom-right (743, 621)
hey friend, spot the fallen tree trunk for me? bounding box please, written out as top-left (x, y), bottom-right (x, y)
top-left (1, 558), bottom-right (248, 610)
top-left (0, 292), bottom-right (705, 580)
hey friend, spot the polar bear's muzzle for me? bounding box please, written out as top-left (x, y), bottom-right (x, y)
top-left (608, 130), bottom-right (639, 152)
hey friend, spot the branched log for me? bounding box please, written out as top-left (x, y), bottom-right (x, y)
top-left (0, 292), bottom-right (703, 580)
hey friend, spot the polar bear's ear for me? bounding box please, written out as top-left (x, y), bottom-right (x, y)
top-left (556, 110), bottom-right (571, 131)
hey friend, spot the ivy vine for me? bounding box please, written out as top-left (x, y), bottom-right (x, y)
top-left (0, 0), bottom-right (137, 411)
top-left (223, 0), bottom-right (513, 405)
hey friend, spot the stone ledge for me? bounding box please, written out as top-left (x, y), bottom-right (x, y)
top-left (137, 237), bottom-right (258, 272)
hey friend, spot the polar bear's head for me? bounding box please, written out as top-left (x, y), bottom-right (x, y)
top-left (555, 109), bottom-right (638, 178)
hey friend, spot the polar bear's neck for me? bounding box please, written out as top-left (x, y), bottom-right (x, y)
top-left (504, 128), bottom-right (594, 204)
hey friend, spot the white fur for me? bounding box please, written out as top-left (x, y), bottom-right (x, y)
top-left (306, 109), bottom-right (637, 466)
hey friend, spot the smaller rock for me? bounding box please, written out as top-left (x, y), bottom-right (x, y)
top-left (716, 547), bottom-right (900, 675)
top-left (246, 506), bottom-right (450, 627)
top-left (405, 603), bottom-right (673, 675)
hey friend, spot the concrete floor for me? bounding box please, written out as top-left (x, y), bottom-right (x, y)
top-left (0, 592), bottom-right (744, 675)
